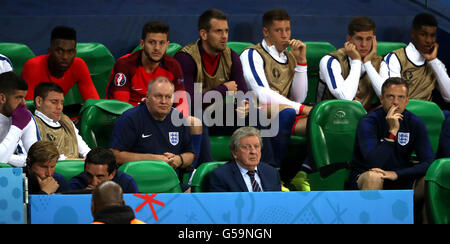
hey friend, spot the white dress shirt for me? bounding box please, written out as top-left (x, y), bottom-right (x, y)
top-left (0, 54), bottom-right (13, 74)
top-left (235, 161), bottom-right (263, 192)
top-left (319, 54), bottom-right (366, 101)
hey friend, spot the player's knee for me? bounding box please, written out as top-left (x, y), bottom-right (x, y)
top-left (358, 171), bottom-right (384, 190)
top-left (279, 107), bottom-right (296, 121)
top-left (278, 107), bottom-right (296, 132)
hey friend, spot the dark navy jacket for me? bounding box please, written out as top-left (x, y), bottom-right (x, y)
top-left (111, 104), bottom-right (193, 156)
top-left (26, 171), bottom-right (69, 195)
top-left (351, 107), bottom-right (434, 181)
top-left (208, 160), bottom-right (281, 192)
top-left (69, 171), bottom-right (138, 193)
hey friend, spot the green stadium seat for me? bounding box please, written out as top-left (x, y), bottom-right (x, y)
top-left (118, 160), bottom-right (182, 193)
top-left (303, 41), bottom-right (336, 104)
top-left (307, 100), bottom-right (367, 190)
top-left (76, 43), bottom-right (116, 99)
top-left (25, 100), bottom-right (35, 114)
top-left (406, 99), bottom-right (445, 155)
top-left (63, 85), bottom-right (84, 111)
top-left (425, 158), bottom-right (450, 224)
top-left (0, 42), bottom-right (35, 75)
top-left (166, 43), bottom-right (183, 57)
top-left (132, 42), bottom-right (183, 57)
top-left (209, 136), bottom-right (232, 161)
top-left (226, 41), bottom-right (254, 55)
top-left (377, 41), bottom-right (407, 57)
top-left (190, 161), bottom-right (227, 192)
top-left (0, 163), bottom-right (12, 168)
top-left (55, 160), bottom-right (85, 181)
top-left (63, 83), bottom-right (83, 119)
top-left (79, 99), bottom-right (134, 148)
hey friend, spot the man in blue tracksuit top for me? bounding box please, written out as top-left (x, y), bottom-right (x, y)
top-left (110, 76), bottom-right (195, 192)
top-left (349, 77), bottom-right (434, 197)
top-left (69, 147), bottom-right (138, 193)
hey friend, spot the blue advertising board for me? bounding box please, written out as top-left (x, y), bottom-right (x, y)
top-left (0, 168), bottom-right (24, 224)
top-left (29, 190), bottom-right (413, 224)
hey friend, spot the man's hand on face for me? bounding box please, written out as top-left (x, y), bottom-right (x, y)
top-left (421, 43), bottom-right (439, 61)
top-left (289, 39), bottom-right (307, 64)
top-left (86, 184), bottom-right (96, 191)
top-left (363, 36), bottom-right (377, 63)
top-left (344, 41), bottom-right (362, 61)
top-left (37, 176), bottom-right (59, 195)
top-left (386, 105), bottom-right (403, 136)
top-left (11, 103), bottom-right (31, 130)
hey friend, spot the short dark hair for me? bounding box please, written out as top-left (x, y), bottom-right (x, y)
top-left (85, 148), bottom-right (117, 174)
top-left (263, 9), bottom-right (290, 28)
top-left (0, 71), bottom-right (28, 96)
top-left (34, 82), bottom-right (64, 101)
top-left (381, 77), bottom-right (409, 95)
top-left (412, 13), bottom-right (438, 30)
top-left (51, 26), bottom-right (77, 42)
top-left (348, 16), bottom-right (376, 36)
top-left (198, 9), bottom-right (228, 31)
top-left (141, 21), bottom-right (170, 40)
top-left (91, 181), bottom-right (124, 214)
top-left (26, 141), bottom-right (59, 168)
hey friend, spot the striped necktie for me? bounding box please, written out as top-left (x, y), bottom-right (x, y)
top-left (247, 170), bottom-right (262, 192)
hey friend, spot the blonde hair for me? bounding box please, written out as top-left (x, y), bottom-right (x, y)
top-left (27, 141), bottom-right (59, 167)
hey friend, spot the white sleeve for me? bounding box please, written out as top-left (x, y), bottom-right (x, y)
top-left (240, 49), bottom-right (302, 113)
top-left (0, 111), bottom-right (39, 167)
top-left (380, 53), bottom-right (402, 79)
top-left (20, 113), bottom-right (40, 153)
top-left (7, 155), bottom-right (27, 168)
top-left (289, 65), bottom-right (308, 104)
top-left (429, 58), bottom-right (450, 102)
top-left (0, 125), bottom-right (23, 163)
top-left (319, 55), bottom-right (362, 101)
top-left (364, 61), bottom-right (385, 97)
top-left (0, 55), bottom-right (13, 73)
top-left (73, 122), bottom-right (91, 158)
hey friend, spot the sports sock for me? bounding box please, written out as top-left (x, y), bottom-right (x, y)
top-left (300, 156), bottom-right (314, 174)
top-left (271, 108), bottom-right (296, 168)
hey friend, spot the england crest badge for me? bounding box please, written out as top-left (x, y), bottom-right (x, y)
top-left (398, 132), bottom-right (410, 146)
top-left (169, 132), bottom-right (179, 146)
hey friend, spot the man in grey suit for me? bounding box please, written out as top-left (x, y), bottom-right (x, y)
top-left (209, 127), bottom-right (281, 192)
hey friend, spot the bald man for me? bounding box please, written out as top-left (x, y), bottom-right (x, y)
top-left (91, 181), bottom-right (145, 224)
